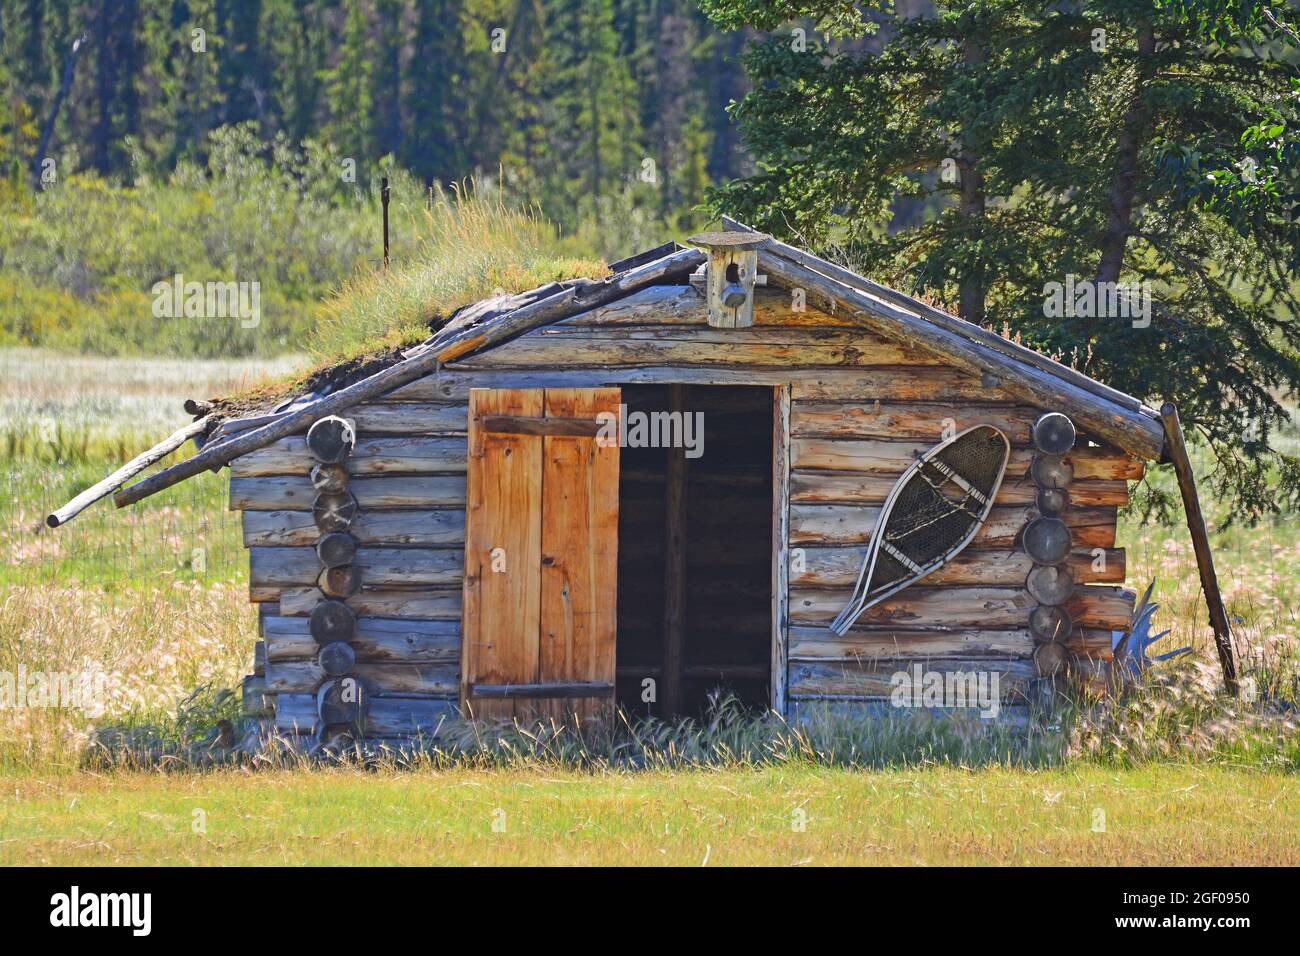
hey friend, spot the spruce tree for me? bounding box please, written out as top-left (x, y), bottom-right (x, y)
top-left (700, 0), bottom-right (1300, 520)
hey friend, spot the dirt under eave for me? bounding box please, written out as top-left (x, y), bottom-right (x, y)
top-left (198, 345), bottom-right (412, 423)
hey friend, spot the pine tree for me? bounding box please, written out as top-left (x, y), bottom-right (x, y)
top-left (700, 0), bottom-right (1300, 519)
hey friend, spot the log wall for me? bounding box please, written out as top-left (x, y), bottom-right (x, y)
top-left (230, 283), bottom-right (1139, 733)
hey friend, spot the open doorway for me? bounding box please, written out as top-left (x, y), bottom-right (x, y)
top-left (615, 385), bottom-right (774, 719)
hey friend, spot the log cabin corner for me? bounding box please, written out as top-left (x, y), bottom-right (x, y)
top-left (58, 222), bottom-right (1201, 745)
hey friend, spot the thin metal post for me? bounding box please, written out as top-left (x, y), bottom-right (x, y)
top-left (381, 176), bottom-right (390, 270)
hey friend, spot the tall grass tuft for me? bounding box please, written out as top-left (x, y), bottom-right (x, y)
top-left (307, 184), bottom-right (606, 364)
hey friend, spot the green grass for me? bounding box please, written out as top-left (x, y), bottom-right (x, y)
top-left (1, 764), bottom-right (1294, 865)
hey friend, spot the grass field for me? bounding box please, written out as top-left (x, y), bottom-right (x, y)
top-left (1, 348), bottom-right (1297, 866)
top-left (2, 764), bottom-right (1295, 865)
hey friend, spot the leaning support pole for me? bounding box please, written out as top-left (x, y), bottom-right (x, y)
top-left (47, 415), bottom-right (213, 527)
top-left (1159, 402), bottom-right (1239, 696)
top-left (112, 246), bottom-right (705, 508)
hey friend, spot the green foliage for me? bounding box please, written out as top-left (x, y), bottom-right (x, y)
top-left (0, 0), bottom-right (735, 240)
top-left (702, 0), bottom-right (1300, 522)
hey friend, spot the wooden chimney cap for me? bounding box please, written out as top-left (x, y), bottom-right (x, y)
top-left (687, 231), bottom-right (769, 252)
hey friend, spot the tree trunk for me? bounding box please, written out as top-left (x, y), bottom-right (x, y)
top-left (1095, 21), bottom-right (1156, 286)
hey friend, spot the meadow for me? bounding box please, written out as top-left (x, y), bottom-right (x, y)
top-left (1, 186), bottom-right (1297, 864)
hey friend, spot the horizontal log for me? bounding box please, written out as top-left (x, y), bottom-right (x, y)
top-left (789, 584), bottom-right (1134, 630)
top-left (231, 475), bottom-right (467, 511)
top-left (242, 509), bottom-right (465, 548)
top-left (755, 246), bottom-right (1165, 459)
top-left (788, 627), bottom-right (1113, 662)
top-left (791, 401), bottom-right (1042, 442)
top-left (279, 587), bottom-right (461, 620)
top-left (250, 547), bottom-right (462, 595)
top-left (265, 659), bottom-right (458, 695)
top-left (790, 471), bottom-right (1129, 506)
top-left (275, 692), bottom-right (458, 736)
top-left (232, 436), bottom-right (467, 478)
top-left (789, 503), bottom-right (1117, 548)
top-left (788, 658), bottom-right (1038, 700)
top-left (450, 325), bottom-right (944, 371)
top-left (263, 615), bottom-right (459, 663)
top-left (389, 366), bottom-right (1019, 403)
top-left (792, 438), bottom-right (1143, 480)
top-left (790, 547), bottom-right (1125, 588)
top-left (556, 283), bottom-right (852, 328)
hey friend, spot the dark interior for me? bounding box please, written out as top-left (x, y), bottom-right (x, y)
top-left (615, 385), bottom-right (774, 719)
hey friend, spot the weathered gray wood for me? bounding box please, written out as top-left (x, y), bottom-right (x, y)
top-left (1033, 641), bottom-right (1070, 677)
top-left (310, 463), bottom-right (349, 494)
top-left (309, 599), bottom-right (356, 644)
top-left (1023, 517), bottom-right (1073, 565)
top-left (312, 491), bottom-right (358, 532)
top-left (790, 546), bottom-right (1124, 588)
top-left (1026, 563), bottom-right (1077, 605)
top-left (788, 658), bottom-right (1038, 700)
top-left (772, 385), bottom-right (791, 715)
top-left (232, 436), bottom-right (467, 478)
top-left (279, 586), bottom-right (461, 619)
top-left (790, 503), bottom-right (1117, 548)
top-left (242, 509), bottom-right (465, 548)
top-left (250, 546), bottom-right (463, 592)
top-left (264, 614), bottom-right (458, 663)
top-left (317, 678), bottom-right (366, 725)
top-left (1033, 412), bottom-right (1077, 455)
top-left (275, 692), bottom-right (457, 736)
top-left (317, 564), bottom-right (362, 599)
top-left (788, 697), bottom-right (1035, 727)
top-left (555, 283), bottom-right (850, 329)
top-left (791, 471), bottom-right (1129, 507)
top-left (315, 531), bottom-right (357, 568)
top-left (791, 401), bottom-right (1039, 443)
top-left (1029, 604), bottom-right (1075, 643)
top-left (450, 325), bottom-right (942, 371)
top-left (787, 626), bottom-right (1113, 661)
top-left (1031, 454), bottom-right (1074, 488)
top-left (306, 415), bottom-right (355, 463)
top-left (753, 246), bottom-right (1165, 459)
top-left (47, 415), bottom-right (212, 527)
top-left (113, 246), bottom-right (704, 508)
top-left (266, 659), bottom-right (457, 695)
top-left (231, 474), bottom-right (467, 511)
top-left (1160, 402), bottom-right (1238, 694)
top-left (724, 216), bottom-right (1160, 419)
top-left (392, 366), bottom-right (1019, 404)
top-left (318, 640), bottom-right (356, 676)
top-left (790, 584), bottom-right (1133, 630)
top-left (212, 402), bottom-right (469, 443)
top-left (792, 438), bottom-right (1143, 480)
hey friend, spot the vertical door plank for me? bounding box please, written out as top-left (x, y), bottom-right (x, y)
top-left (462, 388), bottom-right (544, 719)
top-left (539, 387), bottom-right (621, 722)
top-left (771, 385), bottom-right (790, 716)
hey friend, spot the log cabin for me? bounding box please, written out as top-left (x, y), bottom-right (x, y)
top-left (59, 222), bottom-right (1230, 744)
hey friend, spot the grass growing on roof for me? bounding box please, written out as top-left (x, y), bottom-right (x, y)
top-left (307, 186), bottom-right (607, 366)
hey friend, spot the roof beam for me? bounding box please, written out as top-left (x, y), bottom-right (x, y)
top-left (755, 248), bottom-right (1165, 460)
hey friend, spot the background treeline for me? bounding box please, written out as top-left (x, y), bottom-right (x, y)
top-left (0, 0), bottom-right (758, 235)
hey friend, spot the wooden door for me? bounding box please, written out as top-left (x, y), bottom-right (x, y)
top-left (461, 387), bottom-right (621, 720)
